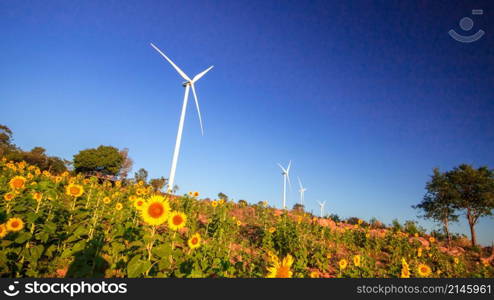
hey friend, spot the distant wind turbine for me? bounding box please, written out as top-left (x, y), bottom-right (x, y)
top-left (317, 201), bottom-right (326, 218)
top-left (277, 161), bottom-right (291, 209)
top-left (297, 177), bottom-right (306, 205)
top-left (150, 43), bottom-right (213, 193)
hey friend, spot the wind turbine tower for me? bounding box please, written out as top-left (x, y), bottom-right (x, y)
top-left (317, 201), bottom-right (326, 218)
top-left (297, 177), bottom-right (306, 205)
top-left (277, 161), bottom-right (291, 209)
top-left (150, 43), bottom-right (213, 193)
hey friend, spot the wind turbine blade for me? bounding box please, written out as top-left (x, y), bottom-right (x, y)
top-left (192, 66), bottom-right (214, 82)
top-left (297, 176), bottom-right (303, 189)
top-left (287, 161), bottom-right (291, 173)
top-left (190, 83), bottom-right (204, 136)
top-left (277, 163), bottom-right (286, 173)
top-left (287, 172), bottom-right (291, 188)
top-left (150, 43), bottom-right (191, 81)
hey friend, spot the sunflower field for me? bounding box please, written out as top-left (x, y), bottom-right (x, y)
top-left (0, 158), bottom-right (493, 278)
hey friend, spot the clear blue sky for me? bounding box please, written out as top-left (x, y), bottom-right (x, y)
top-left (1, 0), bottom-right (493, 244)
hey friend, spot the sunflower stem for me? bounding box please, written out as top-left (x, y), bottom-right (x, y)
top-left (147, 226), bottom-right (156, 261)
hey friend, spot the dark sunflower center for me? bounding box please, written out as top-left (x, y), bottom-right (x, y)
top-left (173, 215), bottom-right (183, 225)
top-left (13, 179), bottom-right (24, 188)
top-left (148, 203), bottom-right (164, 218)
top-left (276, 266), bottom-right (290, 278)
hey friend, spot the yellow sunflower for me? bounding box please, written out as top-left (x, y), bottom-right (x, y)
top-left (129, 195), bottom-right (137, 202)
top-left (103, 197), bottom-right (111, 204)
top-left (32, 192), bottom-right (43, 202)
top-left (266, 254), bottom-right (294, 278)
top-left (66, 183), bottom-right (84, 197)
top-left (6, 217), bottom-right (24, 232)
top-left (141, 195), bottom-right (170, 226)
top-left (401, 258), bottom-right (410, 278)
top-left (9, 176), bottom-right (26, 190)
top-left (3, 192), bottom-right (15, 201)
top-left (218, 199), bottom-right (225, 205)
top-left (326, 253), bottom-right (332, 259)
top-left (133, 198), bottom-right (146, 210)
top-left (401, 265), bottom-right (410, 278)
top-left (454, 257), bottom-right (459, 265)
top-left (211, 200), bottom-right (218, 208)
top-left (138, 180), bottom-right (144, 186)
top-left (429, 237), bottom-right (435, 243)
top-left (417, 247), bottom-right (422, 257)
top-left (193, 191), bottom-right (199, 197)
top-left (168, 211), bottom-right (187, 231)
top-left (417, 264), bottom-right (432, 277)
top-left (309, 271), bottom-right (320, 278)
top-left (353, 255), bottom-right (361, 267)
top-left (268, 227), bottom-right (276, 233)
top-left (115, 203), bottom-right (123, 211)
top-left (0, 224), bottom-right (7, 238)
top-left (339, 259), bottom-right (348, 270)
top-left (187, 233), bottom-right (201, 249)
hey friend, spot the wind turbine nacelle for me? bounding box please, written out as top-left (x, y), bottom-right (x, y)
top-left (182, 81), bottom-right (191, 87)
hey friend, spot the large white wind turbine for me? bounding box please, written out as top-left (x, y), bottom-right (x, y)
top-left (297, 177), bottom-right (306, 205)
top-left (150, 43), bottom-right (213, 193)
top-left (317, 201), bottom-right (326, 218)
top-left (277, 161), bottom-right (291, 209)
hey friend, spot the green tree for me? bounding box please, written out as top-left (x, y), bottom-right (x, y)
top-left (73, 145), bottom-right (124, 176)
top-left (446, 164), bottom-right (494, 247)
top-left (134, 168), bottom-right (148, 183)
top-left (0, 124), bottom-right (13, 146)
top-left (218, 192), bottom-right (229, 201)
top-left (150, 177), bottom-right (167, 192)
top-left (329, 214), bottom-right (341, 223)
top-left (413, 168), bottom-right (459, 245)
top-left (119, 148), bottom-right (133, 179)
top-left (0, 124), bottom-right (16, 156)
